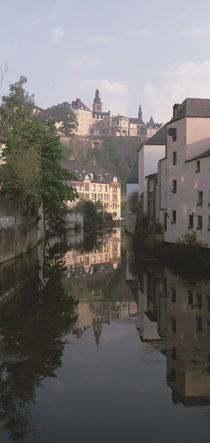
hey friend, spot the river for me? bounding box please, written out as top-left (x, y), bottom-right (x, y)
top-left (0, 228), bottom-right (210, 442)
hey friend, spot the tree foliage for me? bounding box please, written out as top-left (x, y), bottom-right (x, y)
top-left (127, 191), bottom-right (139, 214)
top-left (39, 102), bottom-right (78, 136)
top-left (0, 76), bottom-right (77, 230)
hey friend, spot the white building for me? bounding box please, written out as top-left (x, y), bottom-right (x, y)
top-left (138, 124), bottom-right (167, 214)
top-left (162, 98), bottom-right (210, 247)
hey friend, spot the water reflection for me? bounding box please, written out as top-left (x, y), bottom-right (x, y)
top-left (1, 229), bottom-right (210, 441)
top-left (0, 241), bottom-right (78, 442)
top-left (133, 255), bottom-right (210, 406)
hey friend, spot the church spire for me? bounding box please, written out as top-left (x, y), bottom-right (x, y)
top-left (93, 89), bottom-right (102, 112)
top-left (138, 104), bottom-right (143, 121)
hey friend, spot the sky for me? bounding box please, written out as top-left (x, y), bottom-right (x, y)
top-left (1, 0), bottom-right (210, 123)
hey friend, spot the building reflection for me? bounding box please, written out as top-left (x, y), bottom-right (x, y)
top-left (64, 227), bottom-right (121, 280)
top-left (73, 299), bottom-right (138, 345)
top-left (135, 259), bottom-right (210, 405)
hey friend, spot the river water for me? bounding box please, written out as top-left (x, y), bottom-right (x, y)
top-left (0, 228), bottom-right (210, 442)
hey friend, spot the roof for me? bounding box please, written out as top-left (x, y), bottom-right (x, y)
top-left (71, 98), bottom-right (91, 112)
top-left (127, 157), bottom-right (139, 183)
top-left (145, 172), bottom-right (158, 180)
top-left (62, 162), bottom-right (120, 184)
top-left (170, 98), bottom-right (210, 123)
top-left (129, 117), bottom-right (145, 125)
top-left (145, 123), bottom-right (167, 145)
top-left (186, 149), bottom-right (210, 163)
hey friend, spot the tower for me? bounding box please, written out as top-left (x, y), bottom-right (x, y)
top-left (93, 88), bottom-right (102, 113)
top-left (138, 104), bottom-right (143, 121)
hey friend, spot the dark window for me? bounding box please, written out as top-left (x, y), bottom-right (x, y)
top-left (172, 151), bottom-right (177, 165)
top-left (172, 210), bottom-right (176, 223)
top-left (172, 180), bottom-right (177, 193)
top-left (188, 290), bottom-right (193, 305)
top-left (197, 215), bottom-right (202, 230)
top-left (172, 318), bottom-right (176, 332)
top-left (188, 214), bottom-right (193, 228)
top-left (196, 317), bottom-right (202, 332)
top-left (207, 296), bottom-right (210, 313)
top-left (196, 293), bottom-right (202, 308)
top-left (172, 129), bottom-right (177, 142)
top-left (171, 347), bottom-right (176, 360)
top-left (171, 288), bottom-right (176, 303)
top-left (195, 160), bottom-right (200, 173)
top-left (197, 191), bottom-right (203, 206)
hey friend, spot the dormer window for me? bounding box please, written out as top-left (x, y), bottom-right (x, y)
top-left (113, 176), bottom-right (118, 183)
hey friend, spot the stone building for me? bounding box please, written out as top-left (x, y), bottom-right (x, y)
top-left (70, 98), bottom-right (92, 136)
top-left (63, 163), bottom-right (121, 220)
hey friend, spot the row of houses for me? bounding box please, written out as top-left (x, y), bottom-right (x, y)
top-left (127, 97), bottom-right (210, 248)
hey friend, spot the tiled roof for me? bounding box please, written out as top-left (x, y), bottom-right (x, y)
top-left (62, 162), bottom-right (120, 184)
top-left (145, 123), bottom-right (167, 145)
top-left (127, 157), bottom-right (139, 183)
top-left (170, 98), bottom-right (210, 122)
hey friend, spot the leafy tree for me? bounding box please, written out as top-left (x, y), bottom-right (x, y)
top-left (0, 76), bottom-right (77, 230)
top-left (128, 191), bottom-right (139, 214)
top-left (39, 102), bottom-right (78, 136)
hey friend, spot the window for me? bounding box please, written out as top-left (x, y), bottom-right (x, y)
top-left (196, 317), bottom-right (202, 332)
top-left (171, 288), bottom-right (176, 303)
top-left (172, 151), bottom-right (177, 165)
top-left (207, 296), bottom-right (210, 313)
top-left (171, 347), bottom-right (176, 360)
top-left (197, 215), bottom-right (202, 230)
top-left (92, 184), bottom-right (95, 191)
top-left (196, 293), bottom-right (202, 308)
top-left (172, 128), bottom-right (177, 142)
top-left (171, 318), bottom-right (176, 332)
top-left (92, 256), bottom-right (96, 263)
top-left (99, 185), bottom-right (102, 191)
top-left (85, 256), bottom-right (89, 265)
top-left (197, 191), bottom-right (203, 206)
top-left (172, 210), bottom-right (176, 223)
top-left (188, 290), bottom-right (193, 305)
top-left (172, 180), bottom-right (177, 193)
top-left (85, 183), bottom-right (89, 192)
top-left (105, 185), bottom-right (108, 192)
top-left (188, 214), bottom-right (193, 229)
top-left (195, 160), bottom-right (200, 173)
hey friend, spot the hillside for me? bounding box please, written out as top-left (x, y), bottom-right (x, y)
top-left (62, 136), bottom-right (143, 192)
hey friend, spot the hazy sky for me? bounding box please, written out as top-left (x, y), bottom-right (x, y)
top-left (1, 0), bottom-right (210, 122)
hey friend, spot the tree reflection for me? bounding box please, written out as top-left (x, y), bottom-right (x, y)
top-left (0, 242), bottom-right (78, 442)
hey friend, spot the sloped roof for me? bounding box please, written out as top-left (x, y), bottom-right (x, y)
top-left (170, 98), bottom-right (210, 123)
top-left (186, 149), bottom-right (210, 163)
top-left (129, 117), bottom-right (145, 125)
top-left (62, 162), bottom-right (120, 184)
top-left (71, 98), bottom-right (91, 111)
top-left (145, 123), bottom-right (167, 145)
top-left (127, 157), bottom-right (139, 183)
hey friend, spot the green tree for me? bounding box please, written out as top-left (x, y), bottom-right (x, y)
top-left (0, 76), bottom-right (77, 230)
top-left (128, 191), bottom-right (139, 214)
top-left (39, 102), bottom-right (78, 136)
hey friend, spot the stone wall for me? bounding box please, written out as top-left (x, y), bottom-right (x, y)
top-left (0, 195), bottom-right (44, 264)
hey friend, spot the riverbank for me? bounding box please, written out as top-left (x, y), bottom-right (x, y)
top-left (133, 232), bottom-right (210, 280)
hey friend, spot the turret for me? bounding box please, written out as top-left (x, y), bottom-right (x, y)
top-left (93, 89), bottom-right (102, 112)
